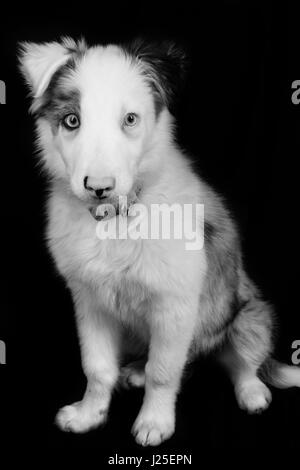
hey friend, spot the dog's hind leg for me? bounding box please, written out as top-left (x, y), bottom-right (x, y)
top-left (219, 295), bottom-right (274, 414)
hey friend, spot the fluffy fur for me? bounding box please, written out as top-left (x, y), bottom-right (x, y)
top-left (19, 37), bottom-right (300, 446)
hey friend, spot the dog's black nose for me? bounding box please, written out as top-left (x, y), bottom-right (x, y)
top-left (95, 188), bottom-right (104, 199)
top-left (84, 176), bottom-right (115, 199)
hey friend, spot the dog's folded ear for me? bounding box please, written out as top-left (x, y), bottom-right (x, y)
top-left (18, 37), bottom-right (80, 99)
top-left (124, 38), bottom-right (189, 114)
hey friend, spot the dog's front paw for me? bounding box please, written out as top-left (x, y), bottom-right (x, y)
top-left (132, 410), bottom-right (175, 446)
top-left (236, 379), bottom-right (272, 414)
top-left (55, 401), bottom-right (107, 433)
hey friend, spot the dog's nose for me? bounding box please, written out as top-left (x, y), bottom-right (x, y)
top-left (84, 176), bottom-right (115, 199)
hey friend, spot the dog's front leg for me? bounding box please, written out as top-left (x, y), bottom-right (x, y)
top-left (56, 284), bottom-right (120, 433)
top-left (132, 296), bottom-right (197, 446)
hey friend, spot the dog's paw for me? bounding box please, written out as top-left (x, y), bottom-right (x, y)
top-left (120, 364), bottom-right (146, 388)
top-left (55, 401), bottom-right (107, 433)
top-left (236, 379), bottom-right (272, 414)
top-left (132, 410), bottom-right (175, 446)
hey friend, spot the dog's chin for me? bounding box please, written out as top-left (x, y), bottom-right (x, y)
top-left (88, 197), bottom-right (120, 221)
top-left (88, 187), bottom-right (141, 221)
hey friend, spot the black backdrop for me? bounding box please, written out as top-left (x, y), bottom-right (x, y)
top-left (0, 1), bottom-right (299, 462)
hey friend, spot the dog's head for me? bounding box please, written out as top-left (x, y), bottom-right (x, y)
top-left (19, 37), bottom-right (186, 207)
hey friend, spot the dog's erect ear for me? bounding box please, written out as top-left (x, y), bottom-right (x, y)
top-left (18, 38), bottom-right (76, 98)
top-left (125, 39), bottom-right (188, 112)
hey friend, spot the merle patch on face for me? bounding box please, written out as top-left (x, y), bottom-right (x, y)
top-left (33, 58), bottom-right (81, 134)
top-left (123, 39), bottom-right (188, 116)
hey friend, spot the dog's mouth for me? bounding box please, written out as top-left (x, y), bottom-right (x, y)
top-left (88, 186), bottom-right (141, 222)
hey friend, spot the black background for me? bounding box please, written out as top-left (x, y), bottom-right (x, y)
top-left (0, 1), bottom-right (299, 462)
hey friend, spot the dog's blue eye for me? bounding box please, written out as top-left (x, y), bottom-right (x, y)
top-left (62, 113), bottom-right (80, 130)
top-left (124, 113), bottom-right (138, 127)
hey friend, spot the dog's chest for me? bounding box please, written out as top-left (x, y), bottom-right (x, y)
top-left (98, 273), bottom-right (154, 326)
top-left (47, 192), bottom-right (199, 322)
top-left (47, 199), bottom-right (159, 317)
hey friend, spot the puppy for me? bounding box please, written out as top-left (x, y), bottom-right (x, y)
top-left (19, 37), bottom-right (300, 446)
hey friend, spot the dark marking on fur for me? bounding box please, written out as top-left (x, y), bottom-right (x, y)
top-left (192, 202), bottom-right (246, 354)
top-left (64, 38), bottom-right (87, 58)
top-left (34, 58), bottom-right (80, 133)
top-left (123, 39), bottom-right (188, 116)
top-left (204, 220), bottom-right (216, 243)
top-left (212, 296), bottom-right (250, 337)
